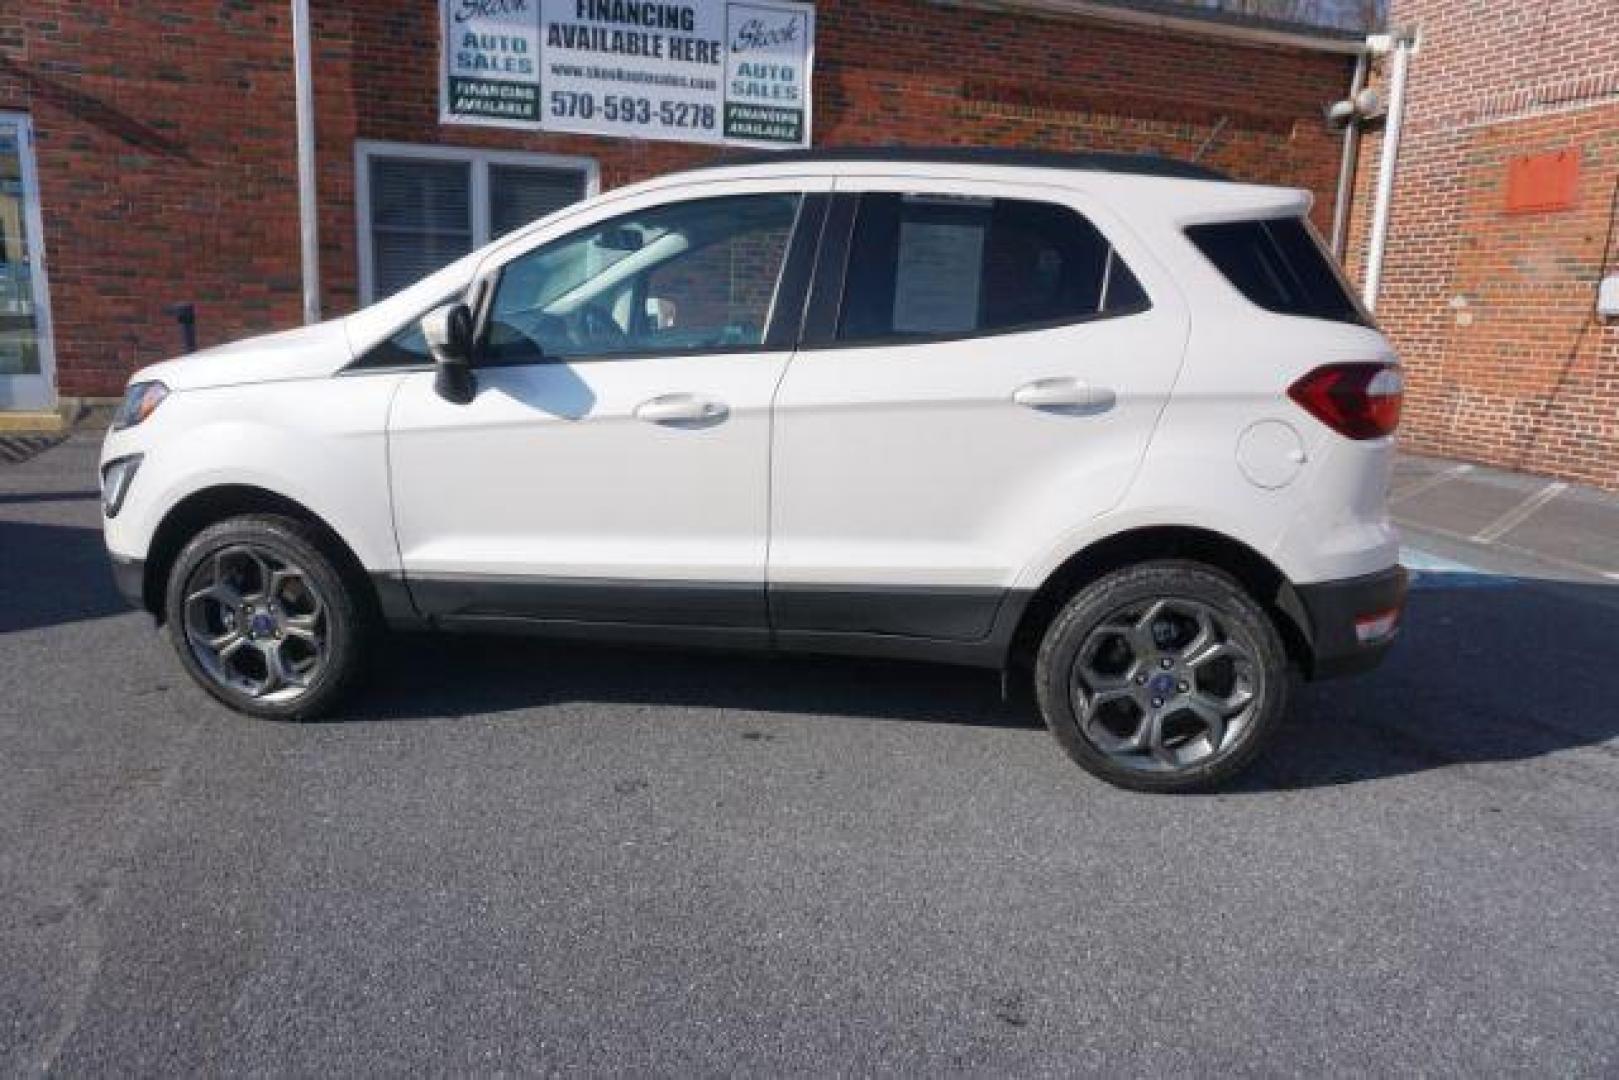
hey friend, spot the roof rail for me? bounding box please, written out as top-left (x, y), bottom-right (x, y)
top-left (940, 1), bottom-right (1370, 56)
top-left (688, 146), bottom-right (1231, 181)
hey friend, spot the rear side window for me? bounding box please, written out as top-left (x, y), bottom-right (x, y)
top-left (1186, 217), bottom-right (1369, 326)
top-left (838, 193), bottom-right (1149, 343)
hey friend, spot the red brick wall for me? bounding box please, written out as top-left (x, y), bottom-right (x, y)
top-left (0, 2), bottom-right (306, 397)
top-left (3, 1), bottom-right (1354, 399)
top-left (1346, 1), bottom-right (1619, 489)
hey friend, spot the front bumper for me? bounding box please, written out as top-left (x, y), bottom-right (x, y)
top-left (109, 553), bottom-right (146, 611)
top-left (1291, 565), bottom-right (1408, 680)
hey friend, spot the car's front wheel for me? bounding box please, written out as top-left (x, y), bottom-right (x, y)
top-left (1035, 561), bottom-right (1289, 792)
top-left (164, 514), bottom-right (372, 721)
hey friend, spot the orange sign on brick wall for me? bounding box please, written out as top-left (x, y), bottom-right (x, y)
top-left (1504, 149), bottom-right (1580, 213)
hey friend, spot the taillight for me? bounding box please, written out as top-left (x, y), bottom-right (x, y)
top-left (1287, 363), bottom-right (1403, 440)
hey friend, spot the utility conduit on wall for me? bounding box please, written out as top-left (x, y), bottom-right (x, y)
top-left (1363, 31), bottom-right (1417, 313)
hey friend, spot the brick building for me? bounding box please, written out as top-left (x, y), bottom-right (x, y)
top-left (0, 0), bottom-right (1363, 418)
top-left (1345, 2), bottom-right (1619, 489)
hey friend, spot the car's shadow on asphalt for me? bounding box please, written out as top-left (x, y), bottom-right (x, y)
top-left (5, 512), bottom-right (1613, 791)
top-left (331, 569), bottom-right (1619, 790)
top-left (351, 632), bottom-right (1030, 729)
top-left (0, 517), bottom-right (132, 633)
top-left (347, 571), bottom-right (1619, 791)
top-left (1243, 572), bottom-right (1619, 791)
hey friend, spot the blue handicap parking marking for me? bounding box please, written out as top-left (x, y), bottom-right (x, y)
top-left (1400, 547), bottom-right (1517, 589)
top-left (1400, 547), bottom-right (1480, 573)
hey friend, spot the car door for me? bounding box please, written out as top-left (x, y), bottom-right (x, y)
top-left (769, 176), bottom-right (1190, 644)
top-left (386, 178), bottom-right (830, 638)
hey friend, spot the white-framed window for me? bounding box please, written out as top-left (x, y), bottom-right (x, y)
top-left (355, 141), bottom-right (599, 304)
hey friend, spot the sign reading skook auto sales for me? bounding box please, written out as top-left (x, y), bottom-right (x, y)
top-left (441, 0), bottom-right (814, 148)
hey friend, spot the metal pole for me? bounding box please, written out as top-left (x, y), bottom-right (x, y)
top-left (1331, 49), bottom-right (1369, 260)
top-left (1363, 35), bottom-right (1412, 313)
top-left (291, 0), bottom-right (321, 324)
top-left (164, 303), bottom-right (197, 353)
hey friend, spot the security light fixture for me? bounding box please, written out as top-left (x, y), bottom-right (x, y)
top-left (1325, 87), bottom-right (1385, 131)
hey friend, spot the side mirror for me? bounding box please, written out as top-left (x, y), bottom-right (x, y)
top-left (421, 302), bottom-right (476, 404)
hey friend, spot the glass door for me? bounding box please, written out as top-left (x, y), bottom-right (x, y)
top-left (0, 114), bottom-right (55, 412)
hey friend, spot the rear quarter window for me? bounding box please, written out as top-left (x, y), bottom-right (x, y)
top-left (1186, 217), bottom-right (1370, 327)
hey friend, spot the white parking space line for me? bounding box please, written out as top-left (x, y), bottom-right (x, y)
top-left (1389, 462), bottom-right (1473, 503)
top-left (1471, 481), bottom-right (1568, 543)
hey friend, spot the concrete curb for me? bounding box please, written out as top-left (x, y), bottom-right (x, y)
top-left (0, 397), bottom-right (119, 436)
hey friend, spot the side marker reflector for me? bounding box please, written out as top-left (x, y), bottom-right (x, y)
top-left (1354, 607), bottom-right (1400, 644)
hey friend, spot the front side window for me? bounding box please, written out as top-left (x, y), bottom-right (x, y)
top-left (838, 193), bottom-right (1149, 343)
top-left (484, 193), bottom-right (800, 363)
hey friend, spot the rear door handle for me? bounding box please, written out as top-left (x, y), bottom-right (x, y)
top-left (634, 393), bottom-right (728, 424)
top-left (1012, 378), bottom-right (1115, 412)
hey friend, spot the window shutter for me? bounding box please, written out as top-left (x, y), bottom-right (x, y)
top-left (489, 165), bottom-right (589, 239)
top-left (369, 158), bottom-right (473, 299)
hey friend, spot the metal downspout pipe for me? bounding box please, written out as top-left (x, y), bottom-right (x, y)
top-left (292, 0), bottom-right (321, 325)
top-left (1331, 49), bottom-right (1369, 260)
top-left (1363, 31), bottom-right (1416, 313)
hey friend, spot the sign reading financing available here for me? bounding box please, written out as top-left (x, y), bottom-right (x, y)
top-left (441, 0), bottom-right (814, 148)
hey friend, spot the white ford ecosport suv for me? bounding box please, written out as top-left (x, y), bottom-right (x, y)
top-left (101, 148), bottom-right (1406, 792)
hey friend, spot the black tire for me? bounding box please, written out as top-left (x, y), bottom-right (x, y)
top-left (1034, 560), bottom-right (1289, 793)
top-left (164, 514), bottom-right (374, 721)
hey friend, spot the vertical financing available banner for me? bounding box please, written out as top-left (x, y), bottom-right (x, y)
top-left (441, 0), bottom-right (814, 148)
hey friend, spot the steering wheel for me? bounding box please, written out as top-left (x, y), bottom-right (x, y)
top-left (569, 302), bottom-right (628, 350)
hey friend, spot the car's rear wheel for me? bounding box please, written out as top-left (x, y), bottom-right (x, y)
top-left (164, 514), bottom-right (372, 721)
top-left (1035, 561), bottom-right (1289, 792)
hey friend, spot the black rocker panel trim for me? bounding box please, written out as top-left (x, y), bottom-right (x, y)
top-left (370, 571), bottom-right (426, 626)
top-left (403, 574), bottom-right (767, 628)
top-left (387, 573), bottom-right (1022, 660)
top-left (772, 628), bottom-right (1010, 669)
top-left (768, 583), bottom-right (1007, 642)
top-left (435, 615), bottom-right (773, 655)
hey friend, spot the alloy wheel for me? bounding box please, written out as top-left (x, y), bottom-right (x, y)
top-left (1067, 596), bottom-right (1262, 774)
top-left (181, 544), bottom-right (328, 703)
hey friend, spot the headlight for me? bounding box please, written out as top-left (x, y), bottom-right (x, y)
top-left (113, 381), bottom-right (169, 430)
top-left (101, 454), bottom-right (143, 518)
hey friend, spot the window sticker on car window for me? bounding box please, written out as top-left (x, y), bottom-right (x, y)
top-left (892, 219), bottom-right (985, 334)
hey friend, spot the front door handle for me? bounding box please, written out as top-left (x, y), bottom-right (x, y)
top-left (1012, 378), bottom-right (1115, 412)
top-left (634, 393), bottom-right (729, 425)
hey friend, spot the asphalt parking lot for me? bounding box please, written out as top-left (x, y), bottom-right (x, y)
top-left (4, 435), bottom-right (1618, 1075)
